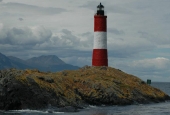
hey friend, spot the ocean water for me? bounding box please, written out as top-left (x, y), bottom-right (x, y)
top-left (1, 82), bottom-right (170, 115)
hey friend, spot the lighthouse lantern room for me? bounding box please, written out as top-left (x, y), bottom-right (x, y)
top-left (92, 3), bottom-right (108, 66)
top-left (97, 3), bottom-right (104, 15)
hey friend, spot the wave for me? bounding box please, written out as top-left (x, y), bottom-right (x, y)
top-left (2, 109), bottom-right (64, 114)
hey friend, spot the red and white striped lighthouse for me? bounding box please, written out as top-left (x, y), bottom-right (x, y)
top-left (92, 3), bottom-right (108, 66)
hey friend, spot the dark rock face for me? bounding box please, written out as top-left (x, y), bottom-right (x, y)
top-left (0, 69), bottom-right (84, 111)
top-left (0, 69), bottom-right (22, 110)
top-left (0, 67), bottom-right (169, 111)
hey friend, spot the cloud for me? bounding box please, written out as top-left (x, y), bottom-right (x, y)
top-left (108, 28), bottom-right (125, 35)
top-left (0, 0), bottom-right (2, 2)
top-left (0, 25), bottom-right (52, 45)
top-left (0, 24), bottom-right (92, 60)
top-left (61, 29), bottom-right (80, 46)
top-left (49, 29), bottom-right (93, 51)
top-left (138, 31), bottom-right (170, 46)
top-left (106, 4), bottom-right (133, 14)
top-left (109, 57), bottom-right (170, 73)
top-left (18, 18), bottom-right (23, 21)
top-left (129, 57), bottom-right (170, 81)
top-left (61, 56), bottom-right (91, 67)
top-left (0, 23), bottom-right (7, 39)
top-left (131, 57), bottom-right (170, 71)
top-left (109, 57), bottom-right (170, 81)
top-left (107, 35), bottom-right (156, 58)
top-left (80, 1), bottom-right (133, 14)
top-left (80, 1), bottom-right (99, 10)
top-left (0, 2), bottom-right (67, 16)
top-left (0, 26), bottom-right (90, 51)
top-left (41, 29), bottom-right (82, 50)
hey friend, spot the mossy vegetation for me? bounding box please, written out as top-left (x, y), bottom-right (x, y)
top-left (15, 66), bottom-right (169, 105)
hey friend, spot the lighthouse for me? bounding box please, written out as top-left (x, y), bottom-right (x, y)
top-left (92, 3), bottom-right (108, 66)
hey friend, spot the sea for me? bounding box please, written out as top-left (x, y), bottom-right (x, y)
top-left (1, 82), bottom-right (170, 115)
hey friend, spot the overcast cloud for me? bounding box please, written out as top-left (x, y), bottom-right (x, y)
top-left (0, 0), bottom-right (170, 82)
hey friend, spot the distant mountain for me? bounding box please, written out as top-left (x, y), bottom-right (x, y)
top-left (0, 53), bottom-right (31, 69)
top-left (0, 52), bottom-right (79, 72)
top-left (8, 56), bottom-right (25, 63)
top-left (0, 53), bottom-right (14, 69)
top-left (25, 55), bottom-right (79, 72)
top-left (26, 55), bottom-right (65, 66)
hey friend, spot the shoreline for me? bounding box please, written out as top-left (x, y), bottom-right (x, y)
top-left (0, 66), bottom-right (169, 111)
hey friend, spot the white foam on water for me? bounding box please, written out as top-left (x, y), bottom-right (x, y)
top-left (89, 105), bottom-right (98, 108)
top-left (4, 109), bottom-right (64, 114)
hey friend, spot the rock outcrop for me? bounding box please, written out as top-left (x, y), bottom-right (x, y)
top-left (0, 66), bottom-right (169, 111)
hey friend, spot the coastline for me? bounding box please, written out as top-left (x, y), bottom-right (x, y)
top-left (0, 66), bottom-right (169, 111)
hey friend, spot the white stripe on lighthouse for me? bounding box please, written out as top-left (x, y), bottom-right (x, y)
top-left (94, 32), bottom-right (107, 49)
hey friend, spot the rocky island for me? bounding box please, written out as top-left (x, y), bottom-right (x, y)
top-left (0, 66), bottom-right (169, 112)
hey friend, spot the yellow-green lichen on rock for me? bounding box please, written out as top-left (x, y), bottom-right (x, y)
top-left (1, 66), bottom-right (169, 110)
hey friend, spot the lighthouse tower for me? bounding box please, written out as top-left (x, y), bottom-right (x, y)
top-left (92, 3), bottom-right (108, 66)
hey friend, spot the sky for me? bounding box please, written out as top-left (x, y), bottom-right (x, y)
top-left (0, 0), bottom-right (170, 82)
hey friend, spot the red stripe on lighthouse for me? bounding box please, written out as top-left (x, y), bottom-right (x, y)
top-left (92, 49), bottom-right (108, 66)
top-left (94, 16), bottom-right (107, 32)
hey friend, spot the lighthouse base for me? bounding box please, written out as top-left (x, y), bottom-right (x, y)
top-left (92, 49), bottom-right (108, 66)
